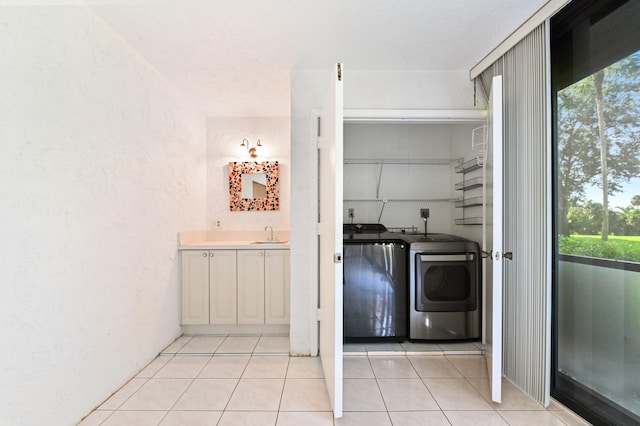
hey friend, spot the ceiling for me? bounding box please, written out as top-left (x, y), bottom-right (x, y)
top-left (86, 0), bottom-right (548, 117)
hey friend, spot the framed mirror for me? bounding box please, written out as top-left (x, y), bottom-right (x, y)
top-left (229, 161), bottom-right (279, 211)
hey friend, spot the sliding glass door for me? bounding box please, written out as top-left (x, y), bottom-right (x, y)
top-left (552, 1), bottom-right (640, 424)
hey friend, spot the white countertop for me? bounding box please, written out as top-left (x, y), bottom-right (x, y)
top-left (178, 230), bottom-right (290, 250)
top-left (179, 240), bottom-right (290, 250)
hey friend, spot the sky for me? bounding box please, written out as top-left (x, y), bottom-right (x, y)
top-left (584, 177), bottom-right (640, 208)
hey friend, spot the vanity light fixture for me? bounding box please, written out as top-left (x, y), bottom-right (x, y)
top-left (240, 138), bottom-right (263, 158)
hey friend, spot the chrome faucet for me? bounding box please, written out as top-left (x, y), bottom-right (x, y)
top-left (265, 225), bottom-right (277, 242)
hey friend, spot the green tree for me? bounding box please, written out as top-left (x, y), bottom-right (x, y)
top-left (567, 201), bottom-right (603, 235)
top-left (616, 206), bottom-right (640, 235)
top-left (592, 70), bottom-right (610, 239)
top-left (557, 82), bottom-right (601, 235)
top-left (557, 52), bottom-right (640, 238)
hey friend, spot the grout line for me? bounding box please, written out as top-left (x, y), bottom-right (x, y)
top-left (274, 355), bottom-right (290, 424)
top-left (385, 411), bottom-right (394, 425)
top-left (218, 350), bottom-right (252, 414)
top-left (495, 410), bottom-right (511, 425)
top-left (218, 380), bottom-right (243, 415)
top-left (96, 410), bottom-right (114, 425)
top-left (161, 334), bottom-right (195, 354)
top-left (159, 353), bottom-right (214, 422)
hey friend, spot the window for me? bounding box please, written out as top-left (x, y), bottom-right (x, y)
top-left (552, 1), bottom-right (640, 424)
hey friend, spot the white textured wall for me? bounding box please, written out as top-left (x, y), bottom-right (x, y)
top-left (206, 117), bottom-right (290, 232)
top-left (0, 6), bottom-right (206, 425)
top-left (290, 69), bottom-right (481, 355)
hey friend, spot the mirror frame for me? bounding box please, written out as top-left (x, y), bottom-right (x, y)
top-left (228, 161), bottom-right (279, 211)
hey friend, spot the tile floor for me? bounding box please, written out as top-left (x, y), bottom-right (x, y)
top-left (343, 340), bottom-right (484, 356)
top-left (79, 335), bottom-right (591, 426)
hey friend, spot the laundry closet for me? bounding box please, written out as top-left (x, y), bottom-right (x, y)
top-left (343, 117), bottom-right (486, 242)
top-left (340, 113), bottom-right (489, 343)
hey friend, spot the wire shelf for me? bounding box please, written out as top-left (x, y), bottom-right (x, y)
top-left (455, 196), bottom-right (483, 208)
top-left (454, 177), bottom-right (483, 191)
top-left (455, 217), bottom-right (483, 225)
top-left (455, 158), bottom-right (482, 173)
top-left (472, 125), bottom-right (488, 167)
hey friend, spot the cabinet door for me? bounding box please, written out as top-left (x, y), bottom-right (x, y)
top-left (237, 250), bottom-right (265, 324)
top-left (181, 250), bottom-right (210, 325)
top-left (265, 249), bottom-right (290, 324)
top-left (210, 250), bottom-right (237, 324)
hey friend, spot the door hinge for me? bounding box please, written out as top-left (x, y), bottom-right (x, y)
top-left (317, 116), bottom-right (321, 138)
top-left (334, 253), bottom-right (342, 263)
top-left (337, 63), bottom-right (342, 81)
top-left (316, 223), bottom-right (321, 235)
top-left (316, 308), bottom-right (321, 321)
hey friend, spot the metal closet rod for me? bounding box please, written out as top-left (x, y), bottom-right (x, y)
top-left (344, 158), bottom-right (464, 199)
top-left (343, 198), bottom-right (458, 203)
top-left (343, 158), bottom-right (462, 165)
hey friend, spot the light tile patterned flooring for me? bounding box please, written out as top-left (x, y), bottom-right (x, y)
top-left (79, 335), bottom-right (591, 426)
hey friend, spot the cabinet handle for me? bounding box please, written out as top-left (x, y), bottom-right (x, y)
top-left (259, 252), bottom-right (263, 256)
top-left (209, 252), bottom-right (214, 257)
top-left (202, 252), bottom-right (208, 257)
top-left (265, 253), bottom-right (269, 257)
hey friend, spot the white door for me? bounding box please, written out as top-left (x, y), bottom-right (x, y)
top-left (318, 63), bottom-right (344, 418)
top-left (484, 74), bottom-right (503, 403)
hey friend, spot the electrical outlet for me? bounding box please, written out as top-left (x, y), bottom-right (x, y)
top-left (420, 208), bottom-right (430, 219)
top-left (348, 208), bottom-right (355, 218)
top-left (215, 220), bottom-right (221, 228)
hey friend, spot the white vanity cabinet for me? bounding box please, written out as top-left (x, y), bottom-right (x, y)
top-left (181, 249), bottom-right (237, 325)
top-left (181, 248), bottom-right (289, 326)
top-left (237, 249), bottom-right (290, 324)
